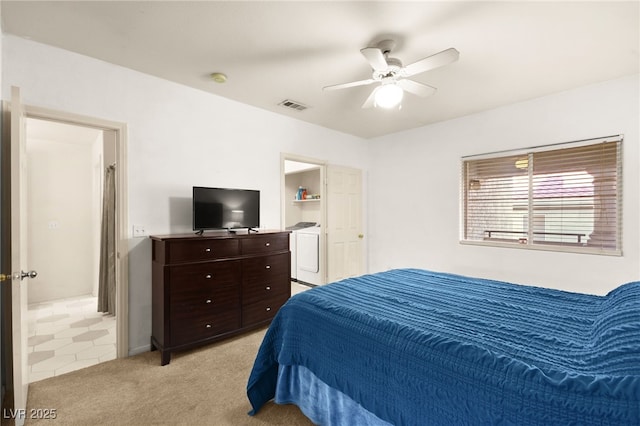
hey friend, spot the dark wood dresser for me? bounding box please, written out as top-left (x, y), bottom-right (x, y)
top-left (150, 230), bottom-right (290, 365)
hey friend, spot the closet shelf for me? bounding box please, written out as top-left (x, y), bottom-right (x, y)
top-left (292, 199), bottom-right (320, 204)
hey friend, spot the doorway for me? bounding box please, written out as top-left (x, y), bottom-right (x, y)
top-left (281, 156), bottom-right (365, 287)
top-left (25, 118), bottom-right (116, 382)
top-left (1, 93), bottom-right (128, 419)
top-left (281, 154), bottom-right (327, 286)
top-left (21, 106), bottom-right (129, 379)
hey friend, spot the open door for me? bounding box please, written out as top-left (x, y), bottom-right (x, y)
top-left (326, 165), bottom-right (363, 282)
top-left (7, 86), bottom-right (37, 425)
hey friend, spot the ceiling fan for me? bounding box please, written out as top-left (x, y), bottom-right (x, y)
top-left (323, 40), bottom-right (459, 109)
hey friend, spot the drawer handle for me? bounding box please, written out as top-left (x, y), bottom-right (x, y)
top-left (205, 324), bottom-right (212, 329)
top-left (265, 307), bottom-right (271, 312)
top-left (265, 242), bottom-right (270, 247)
top-left (265, 286), bottom-right (271, 291)
top-left (204, 248), bottom-right (211, 253)
top-left (205, 274), bottom-right (212, 279)
top-left (206, 299), bottom-right (213, 304)
top-left (265, 265), bottom-right (271, 269)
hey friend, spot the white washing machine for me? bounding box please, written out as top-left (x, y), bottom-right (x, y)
top-left (295, 224), bottom-right (322, 286)
top-left (286, 222), bottom-right (317, 281)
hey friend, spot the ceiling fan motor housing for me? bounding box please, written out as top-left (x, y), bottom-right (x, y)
top-left (374, 57), bottom-right (403, 81)
top-left (377, 39), bottom-right (396, 55)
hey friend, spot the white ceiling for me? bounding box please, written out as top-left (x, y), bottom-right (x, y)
top-left (2, 1), bottom-right (638, 139)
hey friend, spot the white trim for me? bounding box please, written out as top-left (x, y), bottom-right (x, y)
top-left (128, 344), bottom-right (151, 357)
top-left (460, 239), bottom-right (622, 257)
top-left (462, 134), bottom-right (623, 161)
top-left (23, 105), bottom-right (129, 359)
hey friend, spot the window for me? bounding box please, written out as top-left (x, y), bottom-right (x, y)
top-left (461, 136), bottom-right (622, 255)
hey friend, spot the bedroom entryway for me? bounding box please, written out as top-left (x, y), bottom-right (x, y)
top-left (2, 89), bottom-right (128, 423)
top-left (16, 108), bottom-right (128, 387)
top-left (24, 117), bottom-right (116, 382)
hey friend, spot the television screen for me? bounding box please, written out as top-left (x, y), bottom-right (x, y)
top-left (193, 187), bottom-right (260, 231)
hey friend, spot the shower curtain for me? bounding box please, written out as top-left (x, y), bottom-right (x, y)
top-left (98, 163), bottom-right (116, 315)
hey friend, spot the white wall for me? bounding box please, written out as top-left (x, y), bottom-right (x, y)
top-left (27, 135), bottom-right (101, 303)
top-left (368, 74), bottom-right (640, 296)
top-left (2, 35), bottom-right (370, 354)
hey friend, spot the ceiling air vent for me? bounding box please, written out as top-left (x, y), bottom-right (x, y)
top-left (278, 99), bottom-right (309, 112)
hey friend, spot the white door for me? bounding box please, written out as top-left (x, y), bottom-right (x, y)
top-left (9, 86), bottom-right (36, 425)
top-left (326, 166), bottom-right (363, 282)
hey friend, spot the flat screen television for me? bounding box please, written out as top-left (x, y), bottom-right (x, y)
top-left (193, 186), bottom-right (260, 233)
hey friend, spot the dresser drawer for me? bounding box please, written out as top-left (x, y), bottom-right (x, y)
top-left (241, 234), bottom-right (289, 255)
top-left (171, 310), bottom-right (241, 346)
top-left (242, 293), bottom-right (289, 327)
top-left (242, 252), bottom-right (289, 285)
top-left (243, 279), bottom-right (289, 305)
top-left (242, 254), bottom-right (291, 305)
top-left (170, 282), bottom-right (240, 312)
top-left (168, 260), bottom-right (240, 292)
top-left (166, 238), bottom-right (240, 263)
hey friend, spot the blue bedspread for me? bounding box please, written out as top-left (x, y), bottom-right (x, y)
top-left (247, 269), bottom-right (640, 425)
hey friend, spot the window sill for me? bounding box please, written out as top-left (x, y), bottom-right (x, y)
top-left (459, 239), bottom-right (622, 257)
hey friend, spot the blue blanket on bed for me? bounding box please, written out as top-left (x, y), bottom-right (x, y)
top-left (247, 269), bottom-right (640, 425)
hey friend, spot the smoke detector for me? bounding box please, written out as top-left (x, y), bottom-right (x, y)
top-left (210, 72), bottom-right (227, 83)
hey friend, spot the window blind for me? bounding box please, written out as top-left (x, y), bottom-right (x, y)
top-left (461, 136), bottom-right (622, 255)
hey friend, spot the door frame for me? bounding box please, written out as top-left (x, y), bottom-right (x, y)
top-left (280, 153), bottom-right (327, 284)
top-left (23, 105), bottom-right (129, 359)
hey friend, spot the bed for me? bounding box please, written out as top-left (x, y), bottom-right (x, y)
top-left (246, 268), bottom-right (640, 425)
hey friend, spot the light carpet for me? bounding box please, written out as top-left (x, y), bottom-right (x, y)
top-left (24, 327), bottom-right (313, 425)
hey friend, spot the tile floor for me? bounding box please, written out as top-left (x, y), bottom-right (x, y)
top-left (27, 295), bottom-right (116, 383)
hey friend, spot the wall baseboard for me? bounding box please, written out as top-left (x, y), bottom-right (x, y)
top-left (128, 344), bottom-right (151, 357)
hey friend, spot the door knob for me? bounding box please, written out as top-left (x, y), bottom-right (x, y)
top-left (21, 270), bottom-right (38, 280)
top-left (0, 274), bottom-right (9, 282)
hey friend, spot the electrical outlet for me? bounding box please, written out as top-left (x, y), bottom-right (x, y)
top-left (132, 224), bottom-right (147, 238)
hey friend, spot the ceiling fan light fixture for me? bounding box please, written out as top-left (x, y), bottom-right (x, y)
top-left (374, 83), bottom-right (403, 109)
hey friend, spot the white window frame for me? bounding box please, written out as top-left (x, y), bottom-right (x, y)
top-left (460, 135), bottom-right (623, 256)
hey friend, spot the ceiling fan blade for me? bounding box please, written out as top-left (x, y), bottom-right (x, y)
top-left (360, 47), bottom-right (388, 71)
top-left (402, 48), bottom-right (459, 77)
top-left (361, 87), bottom-right (378, 109)
top-left (397, 79), bottom-right (437, 98)
top-left (323, 78), bottom-right (376, 91)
